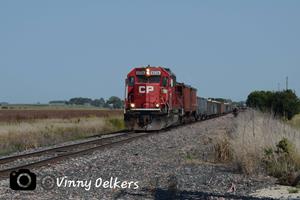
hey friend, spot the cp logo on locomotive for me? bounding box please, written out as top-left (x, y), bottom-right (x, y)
top-left (139, 86), bottom-right (154, 93)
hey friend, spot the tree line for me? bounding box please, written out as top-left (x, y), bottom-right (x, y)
top-left (246, 89), bottom-right (300, 120)
top-left (49, 96), bottom-right (123, 109)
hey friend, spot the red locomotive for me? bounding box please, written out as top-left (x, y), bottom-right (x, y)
top-left (124, 66), bottom-right (198, 130)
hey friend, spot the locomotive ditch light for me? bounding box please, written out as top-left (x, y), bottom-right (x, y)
top-left (130, 103), bottom-right (135, 108)
top-left (155, 103), bottom-right (160, 108)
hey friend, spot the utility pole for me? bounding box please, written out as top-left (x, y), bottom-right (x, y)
top-left (286, 76), bottom-right (288, 90)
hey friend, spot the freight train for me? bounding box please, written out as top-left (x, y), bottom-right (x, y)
top-left (124, 66), bottom-right (233, 130)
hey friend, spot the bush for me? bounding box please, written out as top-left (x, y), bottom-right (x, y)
top-left (246, 90), bottom-right (300, 120)
top-left (263, 138), bottom-right (300, 185)
top-left (246, 91), bottom-right (274, 112)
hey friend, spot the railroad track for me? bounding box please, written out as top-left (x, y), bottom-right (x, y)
top-left (0, 129), bottom-right (126, 166)
top-left (0, 130), bottom-right (159, 179)
top-left (0, 113), bottom-right (234, 179)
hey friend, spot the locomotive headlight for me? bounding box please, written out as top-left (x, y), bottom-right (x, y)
top-left (146, 68), bottom-right (150, 76)
top-left (130, 103), bottom-right (135, 108)
top-left (155, 103), bottom-right (160, 108)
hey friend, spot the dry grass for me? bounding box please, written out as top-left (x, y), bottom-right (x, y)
top-left (0, 109), bottom-right (122, 122)
top-left (214, 137), bottom-right (232, 162)
top-left (288, 114), bottom-right (300, 130)
top-left (0, 116), bottom-right (124, 155)
top-left (229, 110), bottom-right (300, 176)
top-left (288, 187), bottom-right (300, 193)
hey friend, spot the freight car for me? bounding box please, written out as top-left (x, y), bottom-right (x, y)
top-left (124, 66), bottom-right (232, 130)
top-left (196, 97), bottom-right (208, 120)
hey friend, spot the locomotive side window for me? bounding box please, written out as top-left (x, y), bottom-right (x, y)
top-left (162, 77), bottom-right (168, 87)
top-left (128, 76), bottom-right (135, 86)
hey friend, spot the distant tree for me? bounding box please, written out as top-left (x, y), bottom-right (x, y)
top-left (236, 101), bottom-right (246, 107)
top-left (69, 97), bottom-right (92, 105)
top-left (99, 98), bottom-right (105, 107)
top-left (106, 96), bottom-right (122, 109)
top-left (66, 97), bottom-right (123, 109)
top-left (49, 100), bottom-right (67, 104)
top-left (0, 102), bottom-right (9, 106)
top-left (91, 98), bottom-right (106, 107)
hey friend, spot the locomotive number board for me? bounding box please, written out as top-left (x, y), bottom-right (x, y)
top-left (136, 71), bottom-right (161, 75)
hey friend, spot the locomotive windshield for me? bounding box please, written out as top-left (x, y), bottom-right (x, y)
top-left (137, 75), bottom-right (161, 83)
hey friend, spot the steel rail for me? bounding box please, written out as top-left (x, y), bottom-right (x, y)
top-left (0, 131), bottom-right (156, 178)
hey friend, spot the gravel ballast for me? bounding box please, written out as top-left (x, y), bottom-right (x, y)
top-left (0, 114), bottom-right (293, 199)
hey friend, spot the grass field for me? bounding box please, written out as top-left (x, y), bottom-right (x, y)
top-left (0, 108), bottom-right (124, 155)
top-left (1, 104), bottom-right (109, 110)
top-left (0, 109), bottom-right (122, 122)
top-left (288, 114), bottom-right (300, 130)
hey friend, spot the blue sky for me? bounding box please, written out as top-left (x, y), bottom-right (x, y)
top-left (0, 1), bottom-right (299, 103)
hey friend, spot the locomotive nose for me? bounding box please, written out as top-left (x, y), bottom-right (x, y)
top-left (134, 84), bottom-right (160, 109)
